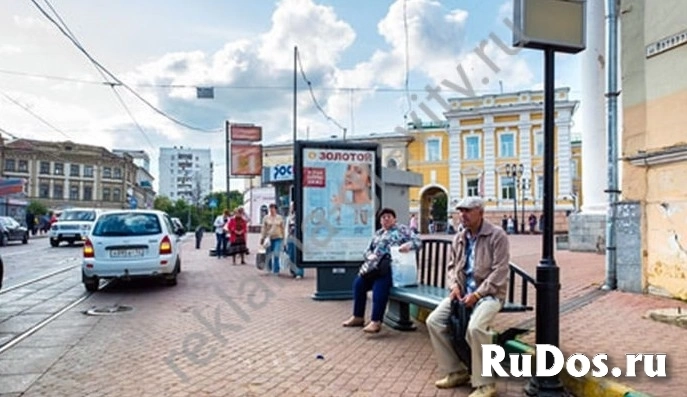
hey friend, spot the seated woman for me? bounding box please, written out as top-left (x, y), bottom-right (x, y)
top-left (342, 208), bottom-right (421, 333)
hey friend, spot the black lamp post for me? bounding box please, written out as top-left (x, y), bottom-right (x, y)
top-left (505, 163), bottom-right (524, 235)
top-left (513, 0), bottom-right (586, 394)
top-left (520, 177), bottom-right (530, 233)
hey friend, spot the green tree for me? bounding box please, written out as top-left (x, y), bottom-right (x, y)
top-left (431, 193), bottom-right (448, 222)
top-left (26, 200), bottom-right (48, 216)
top-left (153, 196), bottom-right (174, 213)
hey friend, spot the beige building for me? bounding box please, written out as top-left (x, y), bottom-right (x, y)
top-left (1, 138), bottom-right (155, 210)
top-left (618, 1), bottom-right (687, 299)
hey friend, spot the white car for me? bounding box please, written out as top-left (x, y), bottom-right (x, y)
top-left (49, 208), bottom-right (102, 247)
top-left (82, 210), bottom-right (184, 292)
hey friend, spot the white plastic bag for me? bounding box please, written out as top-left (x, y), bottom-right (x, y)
top-left (261, 236), bottom-right (271, 249)
top-left (390, 246), bottom-right (418, 288)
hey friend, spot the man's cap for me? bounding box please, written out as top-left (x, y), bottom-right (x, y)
top-left (455, 197), bottom-right (485, 210)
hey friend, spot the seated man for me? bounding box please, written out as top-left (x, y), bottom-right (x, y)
top-left (426, 197), bottom-right (510, 397)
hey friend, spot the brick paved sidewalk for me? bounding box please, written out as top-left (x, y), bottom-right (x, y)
top-left (3, 233), bottom-right (684, 396)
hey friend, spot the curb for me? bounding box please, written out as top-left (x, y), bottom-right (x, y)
top-left (504, 340), bottom-right (652, 397)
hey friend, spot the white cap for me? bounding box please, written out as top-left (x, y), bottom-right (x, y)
top-left (455, 197), bottom-right (485, 210)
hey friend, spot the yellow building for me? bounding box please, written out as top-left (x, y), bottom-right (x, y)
top-left (408, 89), bottom-right (579, 233)
top-left (619, 0), bottom-right (687, 299)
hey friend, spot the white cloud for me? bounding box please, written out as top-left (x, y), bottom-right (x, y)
top-left (0, 45), bottom-right (22, 55)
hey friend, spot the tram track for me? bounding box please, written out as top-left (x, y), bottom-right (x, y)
top-left (0, 263), bottom-right (110, 356)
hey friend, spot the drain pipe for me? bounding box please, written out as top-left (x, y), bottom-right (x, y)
top-left (603, 0), bottom-right (620, 290)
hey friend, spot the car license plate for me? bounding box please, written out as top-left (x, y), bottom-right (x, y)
top-left (110, 248), bottom-right (145, 258)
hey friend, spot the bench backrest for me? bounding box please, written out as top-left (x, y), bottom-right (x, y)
top-left (417, 238), bottom-right (535, 309)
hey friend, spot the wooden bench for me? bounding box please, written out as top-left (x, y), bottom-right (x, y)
top-left (384, 238), bottom-right (535, 334)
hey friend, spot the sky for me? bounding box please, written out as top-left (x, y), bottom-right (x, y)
top-left (0, 0), bottom-right (582, 194)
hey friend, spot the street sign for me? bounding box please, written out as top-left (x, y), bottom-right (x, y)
top-left (209, 198), bottom-right (218, 209)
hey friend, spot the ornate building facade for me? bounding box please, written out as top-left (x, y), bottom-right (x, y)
top-left (0, 138), bottom-right (155, 210)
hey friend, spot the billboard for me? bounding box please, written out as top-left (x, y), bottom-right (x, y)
top-left (230, 144), bottom-right (262, 176)
top-left (295, 142), bottom-right (381, 264)
top-left (229, 123), bottom-right (262, 142)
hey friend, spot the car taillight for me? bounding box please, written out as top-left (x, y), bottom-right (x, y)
top-left (84, 238), bottom-right (94, 258)
top-left (159, 235), bottom-right (172, 255)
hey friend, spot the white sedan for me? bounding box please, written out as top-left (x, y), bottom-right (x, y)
top-left (82, 210), bottom-right (184, 292)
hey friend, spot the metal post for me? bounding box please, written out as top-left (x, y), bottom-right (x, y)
top-left (521, 178), bottom-right (527, 233)
top-left (527, 47), bottom-right (564, 395)
top-left (512, 177), bottom-right (519, 235)
top-left (603, 0), bottom-right (619, 291)
top-left (293, 45), bottom-right (298, 147)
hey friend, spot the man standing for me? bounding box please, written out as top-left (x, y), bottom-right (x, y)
top-left (426, 197), bottom-right (510, 397)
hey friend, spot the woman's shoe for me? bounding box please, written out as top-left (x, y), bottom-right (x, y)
top-left (342, 316), bottom-right (364, 327)
top-left (363, 321), bottom-right (381, 333)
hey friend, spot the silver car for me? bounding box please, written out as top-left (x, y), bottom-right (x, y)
top-left (82, 210), bottom-right (184, 292)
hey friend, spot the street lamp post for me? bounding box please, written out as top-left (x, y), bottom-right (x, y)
top-left (505, 163), bottom-right (524, 235)
top-left (520, 177), bottom-right (530, 233)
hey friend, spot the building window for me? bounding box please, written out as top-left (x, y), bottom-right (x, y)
top-left (83, 165), bottom-right (94, 178)
top-left (18, 160), bottom-right (28, 173)
top-left (70, 164), bottom-right (80, 177)
top-left (40, 161), bottom-right (50, 175)
top-left (113, 188), bottom-right (121, 202)
top-left (4, 159), bottom-right (15, 171)
top-left (465, 136), bottom-right (480, 160)
top-left (83, 185), bottom-right (93, 201)
top-left (499, 133), bottom-right (515, 158)
top-left (534, 131), bottom-right (544, 156)
top-left (69, 185), bottom-right (79, 200)
top-left (53, 182), bottom-right (64, 199)
top-left (536, 175), bottom-right (544, 199)
top-left (54, 163), bottom-right (64, 176)
top-left (387, 158), bottom-right (398, 169)
top-left (466, 178), bottom-right (480, 197)
top-left (102, 187), bottom-right (111, 201)
top-left (113, 167), bottom-right (122, 179)
top-left (500, 176), bottom-right (515, 200)
top-left (39, 183), bottom-right (50, 199)
top-left (426, 138), bottom-right (441, 162)
top-left (571, 159), bottom-right (578, 179)
top-left (103, 167), bottom-right (112, 179)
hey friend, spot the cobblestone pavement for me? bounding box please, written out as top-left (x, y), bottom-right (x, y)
top-left (0, 233), bottom-right (683, 396)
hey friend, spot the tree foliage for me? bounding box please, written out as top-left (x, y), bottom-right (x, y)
top-left (26, 200), bottom-right (48, 216)
top-left (153, 190), bottom-right (245, 229)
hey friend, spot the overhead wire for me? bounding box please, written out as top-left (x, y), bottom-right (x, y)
top-left (29, 0), bottom-right (220, 133)
top-left (41, 0), bottom-right (155, 152)
top-left (0, 90), bottom-right (73, 140)
top-left (295, 50), bottom-right (347, 135)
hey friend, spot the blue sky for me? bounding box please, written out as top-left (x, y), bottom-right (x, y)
top-left (0, 0), bottom-right (581, 192)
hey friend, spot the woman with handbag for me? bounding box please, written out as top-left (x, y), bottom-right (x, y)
top-left (342, 208), bottom-right (421, 333)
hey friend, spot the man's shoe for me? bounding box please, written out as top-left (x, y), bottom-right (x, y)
top-left (468, 384), bottom-right (497, 397)
top-left (434, 371), bottom-right (469, 389)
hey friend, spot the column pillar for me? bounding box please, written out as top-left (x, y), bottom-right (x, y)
top-left (569, 0), bottom-right (607, 251)
top-left (448, 121), bottom-right (463, 205)
top-left (483, 117), bottom-right (496, 201)
top-left (580, 0), bottom-right (607, 213)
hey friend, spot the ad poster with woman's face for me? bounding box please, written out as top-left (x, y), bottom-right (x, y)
top-left (301, 148), bottom-right (376, 262)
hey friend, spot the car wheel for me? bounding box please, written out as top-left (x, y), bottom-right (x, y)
top-left (83, 272), bottom-right (99, 292)
top-left (0, 233), bottom-right (6, 247)
top-left (165, 260), bottom-right (180, 286)
top-left (50, 239), bottom-right (59, 247)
